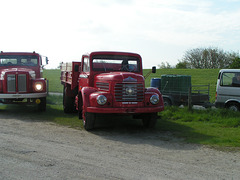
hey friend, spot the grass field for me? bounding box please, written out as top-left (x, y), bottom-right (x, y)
top-left (39, 68), bottom-right (240, 148)
top-left (44, 68), bottom-right (220, 102)
top-left (160, 106), bottom-right (240, 148)
top-left (43, 69), bottom-right (63, 93)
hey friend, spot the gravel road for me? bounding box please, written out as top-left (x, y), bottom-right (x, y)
top-left (1, 112), bottom-right (240, 180)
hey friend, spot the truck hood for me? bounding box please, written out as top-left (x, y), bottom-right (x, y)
top-left (0, 68), bottom-right (36, 78)
top-left (95, 72), bottom-right (144, 82)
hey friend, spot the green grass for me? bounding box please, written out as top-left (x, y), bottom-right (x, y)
top-left (159, 107), bottom-right (240, 147)
top-left (43, 69), bottom-right (63, 93)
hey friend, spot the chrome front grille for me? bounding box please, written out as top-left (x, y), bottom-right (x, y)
top-left (18, 74), bottom-right (27, 92)
top-left (114, 83), bottom-right (144, 102)
top-left (7, 74), bottom-right (27, 93)
top-left (7, 74), bottom-right (16, 92)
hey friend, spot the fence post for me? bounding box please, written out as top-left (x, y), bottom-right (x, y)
top-left (188, 86), bottom-right (192, 110)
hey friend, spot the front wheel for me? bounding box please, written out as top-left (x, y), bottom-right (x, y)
top-left (83, 112), bottom-right (95, 131)
top-left (37, 97), bottom-right (46, 112)
top-left (142, 113), bottom-right (158, 128)
top-left (78, 93), bottom-right (83, 119)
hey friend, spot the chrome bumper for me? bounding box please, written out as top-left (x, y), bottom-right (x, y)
top-left (0, 92), bottom-right (47, 99)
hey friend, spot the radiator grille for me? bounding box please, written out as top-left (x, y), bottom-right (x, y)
top-left (114, 83), bottom-right (144, 102)
top-left (7, 74), bottom-right (27, 93)
top-left (7, 74), bottom-right (16, 92)
top-left (18, 74), bottom-right (27, 92)
top-left (96, 82), bottom-right (109, 91)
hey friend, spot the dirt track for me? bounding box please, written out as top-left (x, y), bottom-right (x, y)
top-left (1, 113), bottom-right (240, 180)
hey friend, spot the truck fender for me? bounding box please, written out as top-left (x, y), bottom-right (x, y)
top-left (145, 87), bottom-right (161, 95)
top-left (81, 87), bottom-right (98, 117)
top-left (145, 87), bottom-right (164, 106)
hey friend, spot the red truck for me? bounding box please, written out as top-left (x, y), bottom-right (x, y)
top-left (0, 51), bottom-right (48, 111)
top-left (61, 51), bottom-right (164, 130)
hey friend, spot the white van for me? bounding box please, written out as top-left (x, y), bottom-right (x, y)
top-left (215, 69), bottom-right (240, 111)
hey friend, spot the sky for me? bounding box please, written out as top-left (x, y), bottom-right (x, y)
top-left (1, 0), bottom-right (240, 69)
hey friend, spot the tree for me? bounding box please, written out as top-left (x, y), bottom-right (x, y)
top-left (229, 57), bottom-right (240, 69)
top-left (182, 47), bottom-right (238, 69)
top-left (175, 60), bottom-right (189, 69)
top-left (158, 62), bottom-right (172, 69)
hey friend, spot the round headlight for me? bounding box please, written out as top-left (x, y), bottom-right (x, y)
top-left (150, 94), bottom-right (159, 105)
top-left (97, 95), bottom-right (107, 105)
top-left (34, 82), bottom-right (43, 91)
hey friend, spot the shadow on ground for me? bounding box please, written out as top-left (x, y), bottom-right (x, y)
top-left (0, 103), bottom-right (215, 150)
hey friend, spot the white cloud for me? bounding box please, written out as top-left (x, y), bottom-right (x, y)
top-left (0, 0), bottom-right (240, 68)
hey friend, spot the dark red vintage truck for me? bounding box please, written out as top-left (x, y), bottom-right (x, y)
top-left (61, 51), bottom-right (164, 130)
top-left (0, 51), bottom-right (48, 111)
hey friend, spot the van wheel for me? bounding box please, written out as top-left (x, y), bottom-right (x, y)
top-left (83, 113), bottom-right (95, 131)
top-left (227, 102), bottom-right (239, 111)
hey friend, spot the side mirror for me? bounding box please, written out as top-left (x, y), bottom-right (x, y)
top-left (152, 66), bottom-right (156, 73)
top-left (144, 66), bottom-right (156, 79)
top-left (46, 57), bottom-right (49, 64)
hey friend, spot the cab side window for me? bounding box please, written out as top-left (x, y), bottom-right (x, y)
top-left (221, 72), bottom-right (240, 87)
top-left (232, 73), bottom-right (240, 87)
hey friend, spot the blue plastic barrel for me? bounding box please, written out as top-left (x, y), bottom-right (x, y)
top-left (150, 78), bottom-right (161, 89)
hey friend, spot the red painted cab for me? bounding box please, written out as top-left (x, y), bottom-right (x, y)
top-left (0, 51), bottom-right (48, 111)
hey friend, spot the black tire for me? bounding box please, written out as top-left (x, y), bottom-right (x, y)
top-left (227, 102), bottom-right (239, 111)
top-left (63, 86), bottom-right (75, 113)
top-left (142, 113), bottom-right (158, 128)
top-left (78, 93), bottom-right (83, 119)
top-left (83, 112), bottom-right (95, 131)
top-left (38, 97), bottom-right (46, 112)
top-left (163, 97), bottom-right (172, 107)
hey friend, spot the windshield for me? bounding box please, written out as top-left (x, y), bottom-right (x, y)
top-left (0, 55), bottom-right (39, 67)
top-left (92, 55), bottom-right (140, 72)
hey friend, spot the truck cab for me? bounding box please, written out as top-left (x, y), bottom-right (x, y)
top-left (0, 51), bottom-right (48, 111)
top-left (61, 51), bottom-right (164, 130)
top-left (215, 69), bottom-right (240, 111)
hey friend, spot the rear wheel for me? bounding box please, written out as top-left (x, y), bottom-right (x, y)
top-left (83, 112), bottom-right (95, 131)
top-left (142, 113), bottom-right (158, 128)
top-left (227, 102), bottom-right (239, 111)
top-left (63, 86), bottom-right (75, 113)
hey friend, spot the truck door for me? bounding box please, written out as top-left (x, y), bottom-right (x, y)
top-left (78, 56), bottom-right (90, 90)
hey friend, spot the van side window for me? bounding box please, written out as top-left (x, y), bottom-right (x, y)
top-left (221, 72), bottom-right (240, 87)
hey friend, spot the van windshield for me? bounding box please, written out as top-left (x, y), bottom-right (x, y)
top-left (0, 55), bottom-right (39, 67)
